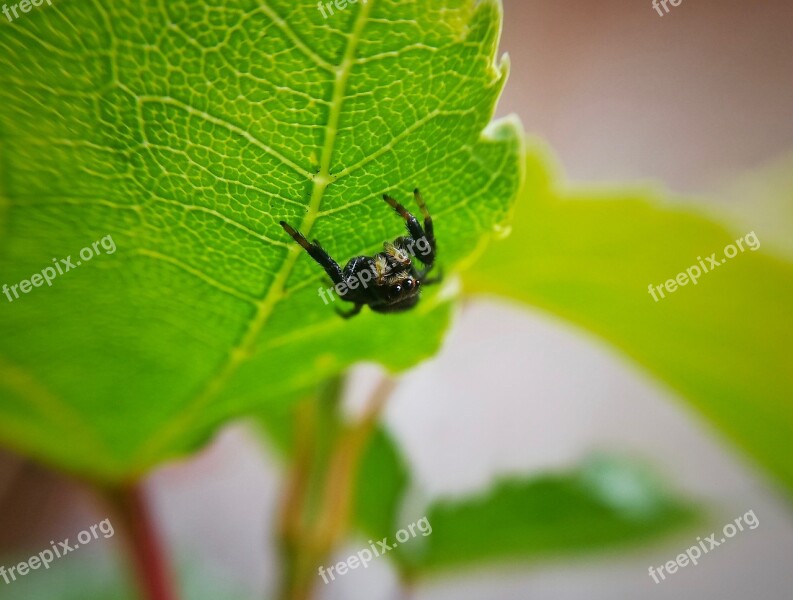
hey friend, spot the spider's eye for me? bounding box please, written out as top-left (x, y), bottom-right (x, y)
top-left (391, 285), bottom-right (402, 297)
top-left (404, 278), bottom-right (414, 291)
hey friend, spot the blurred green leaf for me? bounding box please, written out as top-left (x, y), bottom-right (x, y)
top-left (0, 0), bottom-right (522, 482)
top-left (395, 457), bottom-right (697, 575)
top-left (465, 142), bottom-right (793, 495)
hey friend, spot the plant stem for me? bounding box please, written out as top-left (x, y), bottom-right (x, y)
top-left (112, 482), bottom-right (179, 600)
top-left (314, 376), bottom-right (396, 546)
top-left (276, 375), bottom-right (397, 600)
top-left (278, 399), bottom-right (320, 600)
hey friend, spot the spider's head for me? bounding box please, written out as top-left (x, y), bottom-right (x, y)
top-left (372, 275), bottom-right (421, 314)
top-left (386, 275), bottom-right (421, 303)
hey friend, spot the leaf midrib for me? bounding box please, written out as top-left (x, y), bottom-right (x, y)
top-left (129, 1), bottom-right (375, 476)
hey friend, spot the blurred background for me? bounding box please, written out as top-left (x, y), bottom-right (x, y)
top-left (1, 0), bottom-right (791, 598)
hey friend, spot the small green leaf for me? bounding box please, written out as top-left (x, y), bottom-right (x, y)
top-left (395, 457), bottom-right (697, 575)
top-left (465, 142), bottom-right (793, 495)
top-left (0, 0), bottom-right (522, 481)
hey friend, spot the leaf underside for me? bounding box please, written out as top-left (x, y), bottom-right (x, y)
top-left (0, 0), bottom-right (522, 482)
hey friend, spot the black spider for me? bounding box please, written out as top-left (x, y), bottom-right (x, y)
top-left (280, 188), bottom-right (439, 318)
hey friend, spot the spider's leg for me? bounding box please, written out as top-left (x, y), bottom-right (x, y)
top-left (382, 191), bottom-right (436, 268)
top-left (412, 188), bottom-right (435, 250)
top-left (336, 303), bottom-right (363, 319)
top-left (382, 193), bottom-right (425, 241)
top-left (418, 267), bottom-right (443, 285)
top-left (279, 221), bottom-right (343, 284)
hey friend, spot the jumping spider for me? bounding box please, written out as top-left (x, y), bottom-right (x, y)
top-left (280, 188), bottom-right (438, 318)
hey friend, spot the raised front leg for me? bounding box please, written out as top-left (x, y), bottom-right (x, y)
top-left (382, 189), bottom-right (436, 268)
top-left (280, 221), bottom-right (344, 284)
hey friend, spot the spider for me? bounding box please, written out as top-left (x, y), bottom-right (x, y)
top-left (279, 188), bottom-right (439, 318)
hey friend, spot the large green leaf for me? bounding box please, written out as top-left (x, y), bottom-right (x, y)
top-left (394, 458), bottom-right (697, 575)
top-left (0, 0), bottom-right (522, 482)
top-left (466, 142), bottom-right (793, 495)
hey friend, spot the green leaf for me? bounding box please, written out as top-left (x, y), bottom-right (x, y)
top-left (0, 0), bottom-right (522, 482)
top-left (394, 457), bottom-right (697, 575)
top-left (465, 141), bottom-right (793, 495)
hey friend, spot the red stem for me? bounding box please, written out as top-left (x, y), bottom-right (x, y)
top-left (113, 482), bottom-right (179, 600)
